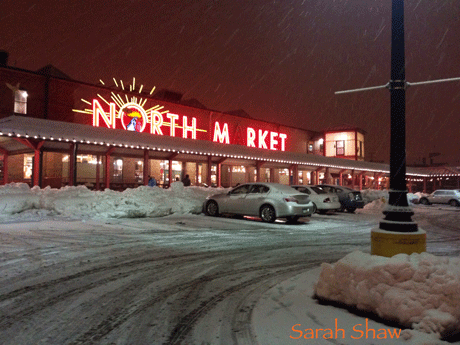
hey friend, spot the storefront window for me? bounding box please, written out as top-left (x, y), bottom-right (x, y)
top-left (232, 166), bottom-right (246, 173)
top-left (264, 168), bottom-right (271, 182)
top-left (210, 165), bottom-right (217, 184)
top-left (319, 172), bottom-right (325, 182)
top-left (113, 158), bottom-right (123, 182)
top-left (160, 160), bottom-right (182, 184)
top-left (197, 164), bottom-right (202, 184)
top-left (24, 154), bottom-right (33, 179)
top-left (62, 154), bottom-right (99, 164)
top-left (135, 160), bottom-right (143, 182)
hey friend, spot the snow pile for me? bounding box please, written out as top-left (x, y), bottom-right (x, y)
top-left (0, 183), bottom-right (40, 214)
top-left (361, 189), bottom-right (389, 204)
top-left (0, 182), bottom-right (226, 220)
top-left (360, 189), bottom-right (421, 211)
top-left (363, 198), bottom-right (387, 211)
top-left (314, 251), bottom-right (460, 338)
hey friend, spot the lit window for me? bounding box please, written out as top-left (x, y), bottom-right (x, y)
top-left (336, 140), bottom-right (345, 156)
top-left (113, 158), bottom-right (123, 182)
top-left (61, 154), bottom-right (99, 164)
top-left (23, 154), bottom-right (33, 179)
top-left (318, 138), bottom-right (324, 153)
top-left (14, 90), bottom-right (28, 114)
top-left (232, 166), bottom-right (246, 173)
top-left (135, 160), bottom-right (143, 182)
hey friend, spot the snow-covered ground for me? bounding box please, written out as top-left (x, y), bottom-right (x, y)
top-left (0, 183), bottom-right (458, 344)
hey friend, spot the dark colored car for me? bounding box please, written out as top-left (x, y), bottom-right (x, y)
top-left (315, 184), bottom-right (365, 213)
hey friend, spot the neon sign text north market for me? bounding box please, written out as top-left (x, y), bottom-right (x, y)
top-left (91, 99), bottom-right (288, 151)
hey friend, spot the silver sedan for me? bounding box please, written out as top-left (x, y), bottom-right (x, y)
top-left (292, 185), bottom-right (341, 214)
top-left (204, 183), bottom-right (315, 223)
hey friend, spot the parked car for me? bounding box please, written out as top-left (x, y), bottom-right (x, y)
top-left (203, 183), bottom-right (315, 223)
top-left (291, 185), bottom-right (341, 214)
top-left (419, 189), bottom-right (460, 207)
top-left (315, 184), bottom-right (365, 213)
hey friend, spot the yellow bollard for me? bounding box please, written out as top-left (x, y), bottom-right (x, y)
top-left (371, 227), bottom-right (426, 257)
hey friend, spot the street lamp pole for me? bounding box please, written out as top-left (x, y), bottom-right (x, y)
top-left (379, 0), bottom-right (418, 232)
top-left (370, 0), bottom-right (426, 256)
top-left (335, 0), bottom-right (459, 255)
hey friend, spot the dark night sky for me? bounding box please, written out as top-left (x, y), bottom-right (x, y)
top-left (1, 0), bottom-right (459, 165)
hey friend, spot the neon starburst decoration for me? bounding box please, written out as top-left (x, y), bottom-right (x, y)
top-left (72, 77), bottom-right (169, 123)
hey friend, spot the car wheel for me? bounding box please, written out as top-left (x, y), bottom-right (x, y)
top-left (449, 199), bottom-right (459, 207)
top-left (312, 203), bottom-right (317, 213)
top-left (260, 205), bottom-right (276, 223)
top-left (286, 216), bottom-right (300, 224)
top-left (420, 198), bottom-right (430, 205)
top-left (347, 207), bottom-right (356, 213)
top-left (338, 204), bottom-right (345, 212)
top-left (205, 200), bottom-right (219, 216)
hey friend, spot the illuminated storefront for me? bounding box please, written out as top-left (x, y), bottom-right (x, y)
top-left (1, 59), bottom-right (458, 191)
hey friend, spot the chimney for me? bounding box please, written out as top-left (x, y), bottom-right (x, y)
top-left (0, 50), bottom-right (8, 66)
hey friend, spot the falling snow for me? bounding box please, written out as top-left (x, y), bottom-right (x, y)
top-left (0, 0), bottom-right (458, 164)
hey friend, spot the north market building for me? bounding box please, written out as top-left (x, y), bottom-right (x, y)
top-left (1, 52), bottom-right (459, 193)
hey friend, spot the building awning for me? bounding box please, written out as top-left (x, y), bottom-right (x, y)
top-left (0, 115), bottom-right (457, 177)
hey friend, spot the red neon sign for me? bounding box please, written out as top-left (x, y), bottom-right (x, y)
top-left (216, 123), bottom-right (287, 151)
top-left (92, 100), bottom-right (203, 139)
top-left (90, 100), bottom-right (287, 151)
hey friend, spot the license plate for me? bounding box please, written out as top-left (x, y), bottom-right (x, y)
top-left (302, 209), bottom-right (308, 214)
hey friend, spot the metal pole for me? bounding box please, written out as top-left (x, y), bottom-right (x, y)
top-left (72, 143), bottom-right (78, 187)
top-left (379, 0), bottom-right (417, 232)
top-left (38, 148), bottom-right (43, 188)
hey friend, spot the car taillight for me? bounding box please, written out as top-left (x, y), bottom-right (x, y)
top-left (323, 197), bottom-right (331, 203)
top-left (284, 197), bottom-right (298, 203)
